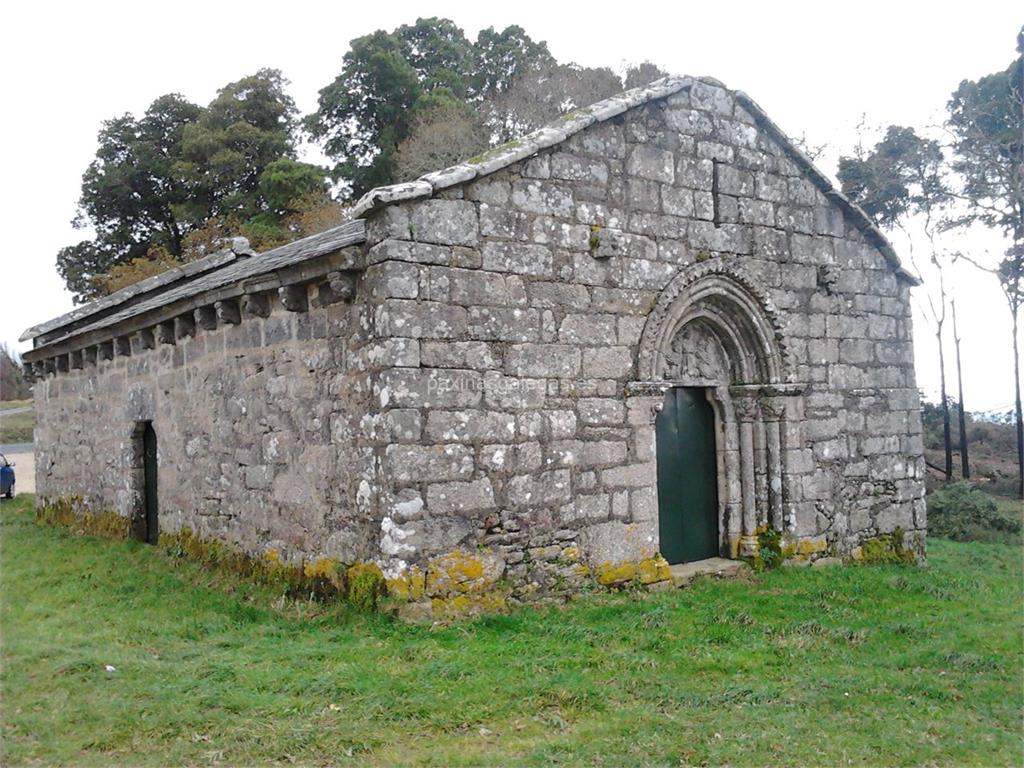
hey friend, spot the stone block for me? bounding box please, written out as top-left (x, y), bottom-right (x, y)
top-left (507, 469), bottom-right (572, 509)
top-left (377, 368), bottom-right (483, 409)
top-left (425, 410), bottom-right (516, 443)
top-left (385, 444), bottom-right (475, 483)
top-left (626, 145), bottom-right (675, 183)
top-left (481, 242), bottom-right (553, 277)
top-left (511, 179), bottom-right (574, 217)
top-left (375, 299), bottom-right (467, 340)
top-left (582, 346), bottom-right (634, 379)
top-left (426, 478), bottom-right (496, 514)
top-left (409, 199), bottom-right (479, 246)
top-left (505, 343), bottom-right (582, 378)
top-left (420, 341), bottom-right (501, 370)
top-left (467, 307), bottom-right (540, 342)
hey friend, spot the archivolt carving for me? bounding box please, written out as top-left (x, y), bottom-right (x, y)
top-left (637, 259), bottom-right (791, 386)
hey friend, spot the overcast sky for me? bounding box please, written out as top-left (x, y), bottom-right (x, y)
top-left (2, 1), bottom-right (1020, 411)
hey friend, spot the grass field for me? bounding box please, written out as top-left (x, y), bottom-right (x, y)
top-left (0, 399), bottom-right (33, 444)
top-left (1, 493), bottom-right (1022, 766)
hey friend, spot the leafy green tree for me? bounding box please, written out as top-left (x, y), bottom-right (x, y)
top-left (58, 70), bottom-right (327, 302)
top-left (470, 25), bottom-right (554, 97)
top-left (57, 94), bottom-right (202, 297)
top-left (178, 69), bottom-right (301, 221)
top-left (307, 18), bottom-right (552, 196)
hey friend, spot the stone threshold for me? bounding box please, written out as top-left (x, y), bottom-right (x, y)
top-left (668, 557), bottom-right (747, 588)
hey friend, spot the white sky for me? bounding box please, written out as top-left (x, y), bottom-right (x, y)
top-left (1, 0), bottom-right (1020, 411)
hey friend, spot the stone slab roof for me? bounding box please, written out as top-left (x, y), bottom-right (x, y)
top-left (352, 75), bottom-right (917, 285)
top-left (24, 74), bottom-right (915, 349)
top-left (23, 221), bottom-right (366, 348)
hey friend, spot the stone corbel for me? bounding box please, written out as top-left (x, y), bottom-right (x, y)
top-left (175, 315), bottom-right (196, 340)
top-left (278, 284), bottom-right (309, 312)
top-left (317, 271), bottom-right (357, 306)
top-left (215, 299), bottom-right (241, 325)
top-left (195, 305), bottom-right (217, 331)
top-left (157, 321), bottom-right (175, 345)
top-left (242, 293), bottom-right (271, 319)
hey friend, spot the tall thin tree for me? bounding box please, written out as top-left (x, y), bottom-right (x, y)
top-left (951, 298), bottom-right (970, 478)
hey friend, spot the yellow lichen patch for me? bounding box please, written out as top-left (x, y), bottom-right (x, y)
top-left (426, 550), bottom-right (499, 595)
top-left (386, 567), bottom-right (426, 601)
top-left (561, 546), bottom-right (581, 562)
top-left (596, 561), bottom-right (638, 586)
top-left (637, 555), bottom-right (672, 585)
top-left (727, 536), bottom-right (742, 559)
top-left (792, 537), bottom-right (828, 558)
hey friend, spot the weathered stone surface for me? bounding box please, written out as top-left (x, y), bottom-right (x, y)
top-left (32, 74), bottom-right (924, 616)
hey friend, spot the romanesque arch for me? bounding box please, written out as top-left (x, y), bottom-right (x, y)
top-left (635, 260), bottom-right (803, 557)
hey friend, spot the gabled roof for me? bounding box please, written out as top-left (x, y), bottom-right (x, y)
top-left (352, 75), bottom-right (917, 285)
top-left (23, 74), bottom-right (916, 348)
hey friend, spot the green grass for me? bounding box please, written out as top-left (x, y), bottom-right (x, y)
top-left (0, 400), bottom-right (33, 443)
top-left (2, 494), bottom-right (1022, 766)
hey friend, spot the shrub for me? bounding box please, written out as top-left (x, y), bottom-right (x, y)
top-left (928, 482), bottom-right (1021, 544)
top-left (752, 527), bottom-right (784, 570)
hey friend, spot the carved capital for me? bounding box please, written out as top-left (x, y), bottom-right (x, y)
top-left (758, 395), bottom-right (787, 421)
top-left (732, 394), bottom-right (761, 422)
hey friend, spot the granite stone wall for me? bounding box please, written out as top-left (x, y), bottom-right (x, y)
top-left (358, 80), bottom-right (926, 611)
top-left (34, 297), bottom-right (378, 563)
top-left (32, 79), bottom-right (926, 618)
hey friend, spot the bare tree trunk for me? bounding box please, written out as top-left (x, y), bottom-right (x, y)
top-left (937, 318), bottom-right (953, 482)
top-left (952, 300), bottom-right (970, 479)
top-left (1012, 303), bottom-right (1024, 499)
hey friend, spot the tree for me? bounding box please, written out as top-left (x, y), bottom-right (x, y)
top-left (0, 345), bottom-right (30, 401)
top-left (838, 125), bottom-right (955, 481)
top-left (471, 25), bottom-right (554, 98)
top-left (394, 101), bottom-right (489, 182)
top-left (951, 299), bottom-right (970, 478)
top-left (623, 61), bottom-right (668, 90)
top-left (59, 70), bottom-right (327, 302)
top-left (945, 36), bottom-right (1024, 498)
top-left (481, 63), bottom-right (623, 145)
top-left (307, 18), bottom-right (553, 196)
top-left (57, 94), bottom-right (202, 298)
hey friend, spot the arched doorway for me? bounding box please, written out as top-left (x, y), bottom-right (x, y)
top-left (131, 421), bottom-right (159, 544)
top-left (636, 261), bottom-right (803, 559)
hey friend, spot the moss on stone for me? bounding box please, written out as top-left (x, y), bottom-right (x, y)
top-left (37, 497), bottom-right (131, 540)
top-left (856, 528), bottom-right (916, 565)
top-left (347, 562), bottom-right (385, 611)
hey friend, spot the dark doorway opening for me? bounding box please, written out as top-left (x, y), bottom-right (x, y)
top-left (132, 421), bottom-right (159, 544)
top-left (656, 387), bottom-right (719, 564)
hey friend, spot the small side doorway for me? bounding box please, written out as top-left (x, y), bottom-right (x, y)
top-left (655, 387), bottom-right (719, 564)
top-left (137, 422), bottom-right (159, 544)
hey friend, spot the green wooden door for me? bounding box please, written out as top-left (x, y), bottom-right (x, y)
top-left (656, 388), bottom-right (719, 564)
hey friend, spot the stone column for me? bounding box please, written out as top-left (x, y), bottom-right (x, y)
top-left (760, 395), bottom-right (786, 532)
top-left (732, 393), bottom-right (760, 556)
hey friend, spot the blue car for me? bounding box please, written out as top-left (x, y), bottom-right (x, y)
top-left (0, 454), bottom-right (14, 499)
